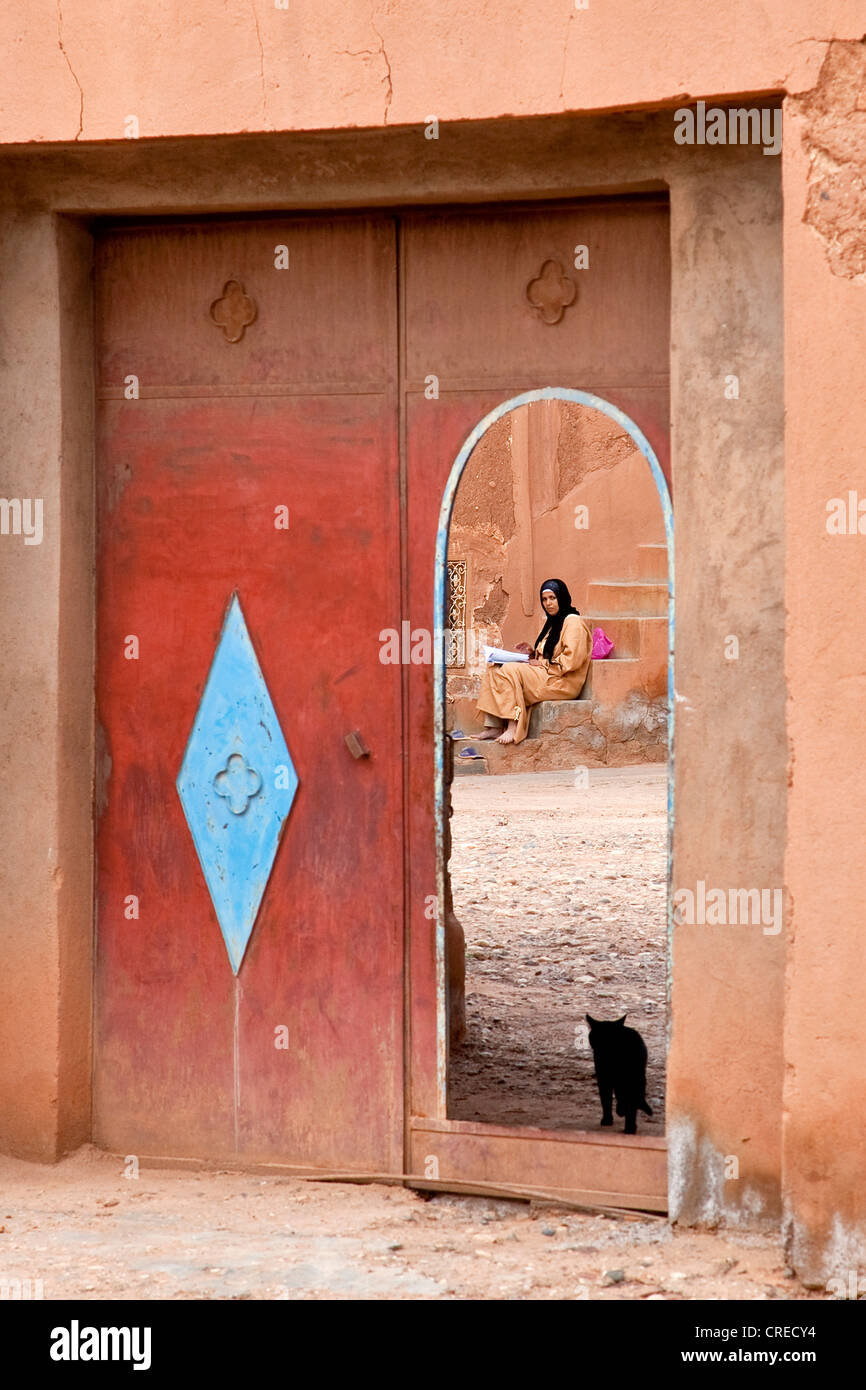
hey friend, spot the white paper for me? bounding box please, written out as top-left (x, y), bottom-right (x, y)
top-left (483, 645), bottom-right (530, 664)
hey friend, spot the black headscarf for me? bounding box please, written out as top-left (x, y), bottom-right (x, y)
top-left (534, 578), bottom-right (579, 662)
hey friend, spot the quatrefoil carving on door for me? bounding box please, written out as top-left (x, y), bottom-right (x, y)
top-left (210, 279), bottom-right (257, 343)
top-left (213, 752), bottom-right (262, 815)
top-left (525, 259), bottom-right (577, 325)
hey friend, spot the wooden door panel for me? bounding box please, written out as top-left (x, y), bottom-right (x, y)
top-left (96, 217), bottom-right (395, 394)
top-left (402, 200), bottom-right (669, 484)
top-left (402, 203), bottom-right (670, 375)
top-left (404, 390), bottom-right (516, 1120)
top-left (403, 202), bottom-right (669, 1207)
top-left (94, 218), bottom-right (403, 1171)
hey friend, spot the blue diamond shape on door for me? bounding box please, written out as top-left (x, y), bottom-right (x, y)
top-left (177, 593), bottom-right (298, 973)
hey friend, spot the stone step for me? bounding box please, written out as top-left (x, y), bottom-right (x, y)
top-left (582, 614), bottom-right (666, 660)
top-left (630, 617), bottom-right (669, 693)
top-left (451, 694), bottom-right (669, 773)
top-left (586, 657), bottom-right (644, 706)
top-left (636, 543), bottom-right (668, 581)
top-left (528, 697), bottom-right (593, 737)
top-left (586, 579), bottom-right (668, 617)
top-left (453, 753), bottom-right (489, 775)
top-left (478, 718), bottom-right (609, 771)
top-left (528, 657), bottom-right (660, 735)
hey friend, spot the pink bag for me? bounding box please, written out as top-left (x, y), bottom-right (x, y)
top-left (591, 625), bottom-right (614, 659)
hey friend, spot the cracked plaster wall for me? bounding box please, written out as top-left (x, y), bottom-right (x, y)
top-left (1, 2), bottom-right (864, 145)
top-left (781, 38), bottom-right (866, 1285)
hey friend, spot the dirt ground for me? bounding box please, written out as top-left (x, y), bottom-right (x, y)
top-left (0, 1146), bottom-right (824, 1301)
top-left (0, 767), bottom-right (824, 1301)
top-left (449, 766), bottom-right (667, 1132)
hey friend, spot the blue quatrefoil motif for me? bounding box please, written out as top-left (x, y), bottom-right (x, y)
top-left (177, 593), bottom-right (298, 973)
top-left (214, 752), bottom-right (262, 815)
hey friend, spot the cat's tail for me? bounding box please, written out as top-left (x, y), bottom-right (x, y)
top-left (617, 1094), bottom-right (653, 1118)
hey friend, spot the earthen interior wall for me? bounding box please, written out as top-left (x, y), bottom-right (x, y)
top-left (450, 398), bottom-right (666, 629)
top-left (446, 398), bottom-right (667, 739)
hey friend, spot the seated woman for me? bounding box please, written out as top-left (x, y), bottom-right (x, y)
top-left (476, 578), bottom-right (593, 745)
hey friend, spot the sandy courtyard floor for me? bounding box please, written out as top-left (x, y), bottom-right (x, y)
top-left (0, 1147), bottom-right (824, 1301)
top-left (448, 765), bottom-right (667, 1132)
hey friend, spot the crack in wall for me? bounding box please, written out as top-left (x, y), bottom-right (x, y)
top-left (249, 0), bottom-right (269, 128)
top-left (559, 8), bottom-right (574, 106)
top-left (337, 25), bottom-right (393, 123)
top-left (369, 8), bottom-right (393, 125)
top-left (56, 1), bottom-right (83, 140)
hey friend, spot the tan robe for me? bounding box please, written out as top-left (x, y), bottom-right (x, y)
top-left (476, 613), bottom-right (593, 744)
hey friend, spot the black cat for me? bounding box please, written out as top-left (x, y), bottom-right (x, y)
top-left (586, 1014), bottom-right (653, 1135)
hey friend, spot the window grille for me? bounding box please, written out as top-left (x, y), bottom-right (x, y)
top-left (444, 560), bottom-right (467, 667)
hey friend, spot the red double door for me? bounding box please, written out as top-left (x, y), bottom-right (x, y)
top-left (94, 204), bottom-right (670, 1177)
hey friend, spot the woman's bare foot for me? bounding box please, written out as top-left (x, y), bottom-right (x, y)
top-left (496, 720), bottom-right (518, 745)
top-left (476, 727), bottom-right (502, 740)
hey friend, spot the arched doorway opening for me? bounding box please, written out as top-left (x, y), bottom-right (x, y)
top-left (434, 388), bottom-right (674, 1130)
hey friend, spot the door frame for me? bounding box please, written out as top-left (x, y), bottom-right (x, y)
top-left (412, 386), bottom-right (673, 1210)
